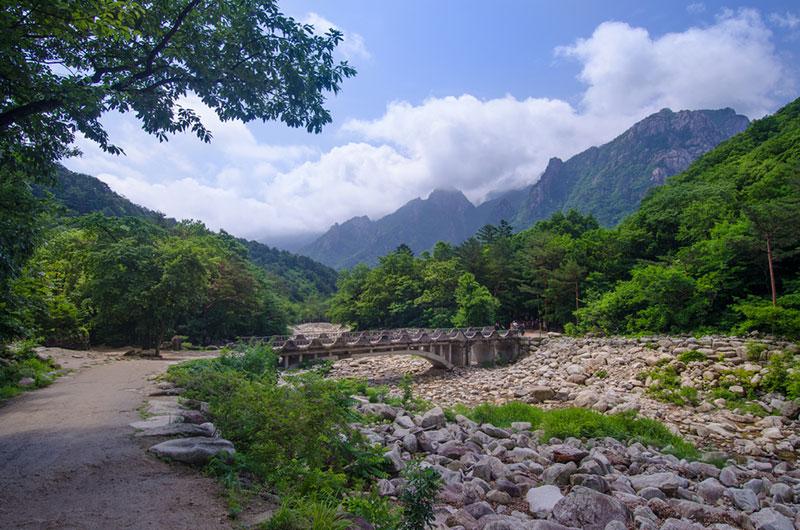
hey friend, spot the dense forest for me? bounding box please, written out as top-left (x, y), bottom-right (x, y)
top-left (328, 97), bottom-right (800, 338)
top-left (2, 169), bottom-right (342, 350)
top-left (0, 0), bottom-right (355, 359)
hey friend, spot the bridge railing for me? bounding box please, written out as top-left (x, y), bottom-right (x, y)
top-left (234, 326), bottom-right (522, 350)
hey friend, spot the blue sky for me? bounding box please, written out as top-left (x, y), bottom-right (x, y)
top-left (65, 1), bottom-right (800, 247)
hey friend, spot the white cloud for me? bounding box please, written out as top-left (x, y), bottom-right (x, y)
top-left (302, 12), bottom-right (370, 61)
top-left (64, 9), bottom-right (792, 246)
top-left (556, 9), bottom-right (786, 118)
top-left (769, 11), bottom-right (800, 30)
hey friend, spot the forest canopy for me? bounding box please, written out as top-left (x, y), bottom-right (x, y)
top-left (328, 97), bottom-right (800, 339)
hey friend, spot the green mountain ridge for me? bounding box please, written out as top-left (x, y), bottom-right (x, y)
top-left (301, 107), bottom-right (749, 270)
top-left (40, 166), bottom-right (338, 303)
top-left (327, 96), bottom-right (800, 338)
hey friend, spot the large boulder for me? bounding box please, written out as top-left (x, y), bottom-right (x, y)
top-left (551, 486), bottom-right (632, 530)
top-left (749, 508), bottom-right (795, 530)
top-left (629, 472), bottom-right (688, 494)
top-left (148, 436), bottom-right (234, 464)
top-left (526, 485), bottom-right (563, 516)
top-left (420, 406), bottom-right (446, 429)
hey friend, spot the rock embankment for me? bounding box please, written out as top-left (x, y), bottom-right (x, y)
top-left (331, 335), bottom-right (800, 459)
top-left (356, 400), bottom-right (800, 530)
top-left (132, 384), bottom-right (235, 464)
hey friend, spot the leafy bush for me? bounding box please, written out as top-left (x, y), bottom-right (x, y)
top-left (677, 350), bottom-right (707, 363)
top-left (399, 461), bottom-right (442, 530)
top-left (733, 296), bottom-right (800, 339)
top-left (343, 490), bottom-right (401, 530)
top-left (593, 369), bottom-right (608, 379)
top-left (575, 264), bottom-right (711, 335)
top-left (745, 341), bottom-right (768, 361)
top-left (0, 339), bottom-right (58, 399)
top-left (641, 365), bottom-right (700, 406)
top-left (400, 373), bottom-right (414, 404)
top-left (166, 344), bottom-right (391, 525)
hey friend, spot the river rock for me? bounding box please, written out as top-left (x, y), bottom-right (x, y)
top-left (526, 485), bottom-right (564, 515)
top-left (749, 507), bottom-right (795, 530)
top-left (551, 486), bottom-right (632, 530)
top-left (148, 436), bottom-right (234, 464)
top-left (420, 406), bottom-right (446, 429)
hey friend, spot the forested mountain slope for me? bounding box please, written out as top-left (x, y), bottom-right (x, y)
top-left (328, 97), bottom-right (799, 338)
top-left (500, 107), bottom-right (750, 227)
top-left (304, 108), bottom-right (748, 269)
top-left (41, 166), bottom-right (338, 302)
top-left (300, 188), bottom-right (479, 269)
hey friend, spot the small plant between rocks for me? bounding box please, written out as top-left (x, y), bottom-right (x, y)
top-left (0, 339), bottom-right (60, 400)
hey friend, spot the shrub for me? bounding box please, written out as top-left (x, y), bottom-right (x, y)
top-left (400, 373), bottom-right (413, 404)
top-left (399, 461), bottom-right (442, 530)
top-left (642, 365), bottom-right (699, 406)
top-left (343, 490), bottom-right (401, 530)
top-left (0, 339), bottom-right (58, 399)
top-left (677, 350), bottom-right (707, 363)
top-left (745, 341), bottom-right (768, 361)
top-left (594, 369), bottom-right (608, 379)
top-left (733, 296), bottom-right (800, 339)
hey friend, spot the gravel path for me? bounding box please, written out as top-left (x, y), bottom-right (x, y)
top-left (0, 354), bottom-right (231, 529)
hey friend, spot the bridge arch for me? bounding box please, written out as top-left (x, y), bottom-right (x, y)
top-left (238, 327), bottom-right (523, 370)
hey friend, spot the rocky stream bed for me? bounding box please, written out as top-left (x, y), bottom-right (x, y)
top-left (134, 335), bottom-right (800, 529)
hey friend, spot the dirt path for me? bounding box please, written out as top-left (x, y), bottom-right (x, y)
top-left (0, 353), bottom-right (232, 529)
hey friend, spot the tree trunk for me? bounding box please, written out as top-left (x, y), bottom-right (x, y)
top-left (575, 281), bottom-right (580, 311)
top-left (766, 234), bottom-right (777, 306)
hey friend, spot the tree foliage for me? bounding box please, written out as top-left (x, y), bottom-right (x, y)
top-left (330, 97), bottom-right (800, 338)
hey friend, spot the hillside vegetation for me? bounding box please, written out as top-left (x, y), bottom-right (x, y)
top-left (329, 97), bottom-right (800, 338)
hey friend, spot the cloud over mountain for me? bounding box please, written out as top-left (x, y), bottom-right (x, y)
top-left (64, 9), bottom-right (794, 244)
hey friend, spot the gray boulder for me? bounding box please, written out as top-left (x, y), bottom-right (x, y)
top-left (727, 487), bottom-right (760, 513)
top-left (697, 478), bottom-right (726, 504)
top-left (551, 486), bottom-right (632, 530)
top-left (629, 472), bottom-right (688, 494)
top-left (148, 436), bottom-right (234, 464)
top-left (749, 508), bottom-right (795, 530)
top-left (526, 485), bottom-right (563, 516)
top-left (420, 406), bottom-right (446, 429)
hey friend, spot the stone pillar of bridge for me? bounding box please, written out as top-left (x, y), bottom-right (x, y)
top-left (469, 340), bottom-right (494, 366)
top-left (493, 337), bottom-right (520, 364)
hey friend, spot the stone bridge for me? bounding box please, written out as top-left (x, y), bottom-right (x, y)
top-left (240, 327), bottom-right (524, 370)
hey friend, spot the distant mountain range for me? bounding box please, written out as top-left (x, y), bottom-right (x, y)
top-left (300, 107), bottom-right (749, 269)
top-left (40, 167), bottom-right (339, 300)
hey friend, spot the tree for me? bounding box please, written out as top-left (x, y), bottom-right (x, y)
top-left (1, 0), bottom-right (356, 161)
top-left (743, 174), bottom-right (800, 305)
top-left (452, 272), bottom-right (499, 327)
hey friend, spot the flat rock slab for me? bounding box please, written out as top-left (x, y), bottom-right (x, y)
top-left (149, 437), bottom-right (235, 465)
top-left (130, 415), bottom-right (184, 430)
top-left (135, 423), bottom-right (214, 438)
top-left (147, 399), bottom-right (184, 416)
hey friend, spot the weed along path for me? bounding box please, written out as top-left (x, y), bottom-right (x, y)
top-left (0, 350), bottom-right (231, 529)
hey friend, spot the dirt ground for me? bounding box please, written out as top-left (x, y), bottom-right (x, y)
top-left (0, 348), bottom-right (232, 529)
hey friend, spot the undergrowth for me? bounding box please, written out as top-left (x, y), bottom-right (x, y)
top-left (448, 401), bottom-right (699, 460)
top-left (165, 343), bottom-right (438, 529)
top-left (0, 339), bottom-right (59, 400)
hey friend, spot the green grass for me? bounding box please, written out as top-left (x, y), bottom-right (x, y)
top-left (593, 369), bottom-right (608, 379)
top-left (450, 401), bottom-right (698, 460)
top-left (640, 365), bottom-right (700, 406)
top-left (677, 350), bottom-right (707, 363)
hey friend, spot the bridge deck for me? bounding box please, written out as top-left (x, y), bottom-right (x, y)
top-left (238, 327), bottom-right (523, 369)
